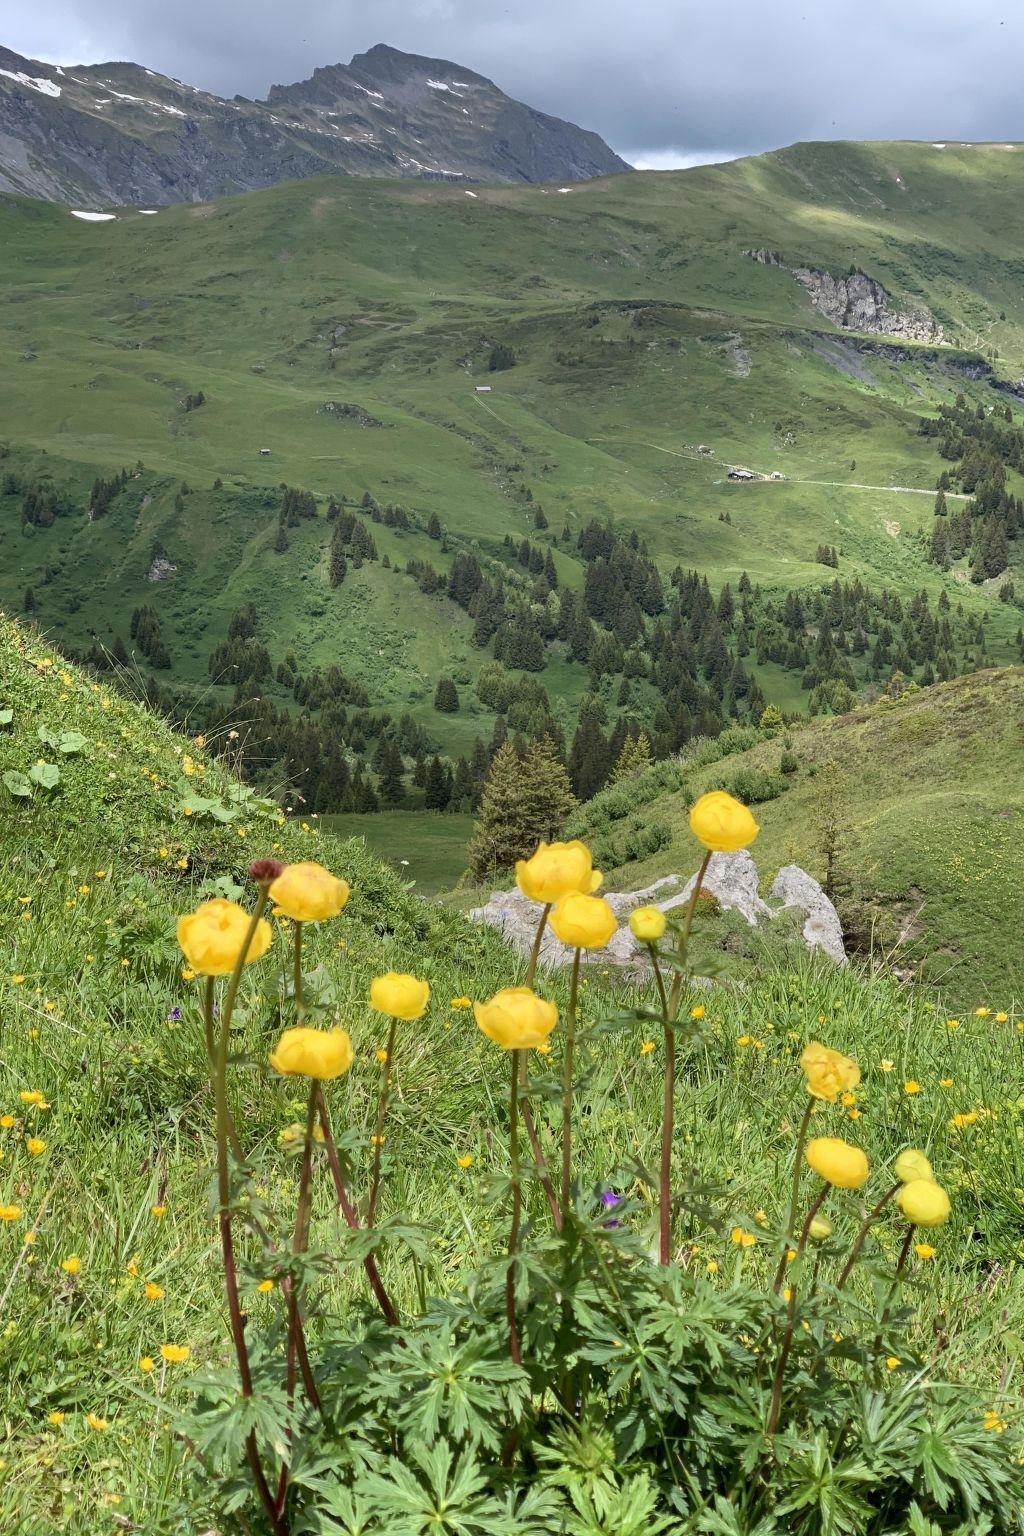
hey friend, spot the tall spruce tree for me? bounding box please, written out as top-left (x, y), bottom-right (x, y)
top-left (468, 739), bottom-right (575, 878)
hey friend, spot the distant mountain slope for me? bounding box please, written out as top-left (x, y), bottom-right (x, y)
top-left (568, 668), bottom-right (1024, 1001)
top-left (0, 40), bottom-right (629, 205)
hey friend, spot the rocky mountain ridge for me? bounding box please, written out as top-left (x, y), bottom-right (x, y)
top-left (0, 40), bottom-right (628, 205)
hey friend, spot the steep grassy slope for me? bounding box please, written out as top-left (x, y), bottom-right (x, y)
top-left (570, 668), bottom-right (1024, 1001)
top-left (3, 142), bottom-right (1024, 745)
top-left (4, 613), bottom-right (1024, 1529)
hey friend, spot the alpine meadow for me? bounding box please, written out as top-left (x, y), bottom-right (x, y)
top-left (3, 22), bottom-right (1024, 1535)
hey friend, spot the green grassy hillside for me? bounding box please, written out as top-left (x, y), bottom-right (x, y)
top-left (4, 142), bottom-right (1024, 750)
top-left (570, 668), bottom-right (1024, 1001)
top-left (5, 614), bottom-right (1024, 1529)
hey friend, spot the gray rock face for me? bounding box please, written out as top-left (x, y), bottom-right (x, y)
top-left (791, 267), bottom-right (942, 342)
top-left (147, 556), bottom-right (177, 582)
top-left (770, 865), bottom-right (846, 965)
top-left (470, 852), bottom-right (846, 973)
top-left (0, 42), bottom-right (628, 208)
top-left (743, 249), bottom-right (942, 342)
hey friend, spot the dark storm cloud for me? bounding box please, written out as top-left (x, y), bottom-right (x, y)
top-left (7, 1), bottom-right (1024, 166)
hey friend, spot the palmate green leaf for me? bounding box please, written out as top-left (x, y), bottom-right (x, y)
top-left (2, 769), bottom-right (32, 798)
top-left (0, 706), bottom-right (13, 727)
top-left (696, 1495), bottom-right (780, 1536)
top-left (772, 1428), bottom-right (875, 1534)
top-left (353, 1438), bottom-right (501, 1535)
top-left (365, 1323), bottom-right (529, 1453)
top-left (564, 1471), bottom-right (676, 1536)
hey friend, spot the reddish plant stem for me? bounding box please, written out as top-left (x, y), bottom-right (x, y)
top-left (315, 1086), bottom-right (399, 1327)
top-left (276, 1086), bottom-right (321, 1515)
top-left (211, 892), bottom-right (287, 1535)
top-left (507, 1048), bottom-right (523, 1365)
top-left (368, 1015), bottom-right (399, 1227)
top-left (837, 1183), bottom-right (900, 1290)
top-left (871, 1224), bottom-right (916, 1369)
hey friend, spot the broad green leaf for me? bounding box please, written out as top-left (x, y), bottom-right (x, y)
top-left (29, 761), bottom-right (61, 790)
top-left (57, 730), bottom-right (88, 755)
top-left (2, 770), bottom-right (33, 798)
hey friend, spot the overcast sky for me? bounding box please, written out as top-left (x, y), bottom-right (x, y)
top-left (6, 1), bottom-right (1024, 167)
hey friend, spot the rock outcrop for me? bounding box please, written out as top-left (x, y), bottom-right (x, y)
top-left (470, 851), bottom-right (846, 974)
top-left (791, 268), bottom-right (942, 343)
top-left (744, 249), bottom-right (942, 342)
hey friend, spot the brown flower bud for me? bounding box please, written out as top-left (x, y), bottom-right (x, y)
top-left (249, 858), bottom-right (285, 886)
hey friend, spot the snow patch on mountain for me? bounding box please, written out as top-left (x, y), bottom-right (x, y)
top-left (0, 68), bottom-right (61, 98)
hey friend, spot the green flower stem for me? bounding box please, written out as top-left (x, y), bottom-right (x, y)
top-left (507, 1047), bottom-right (523, 1365)
top-left (518, 1052), bottom-right (562, 1230)
top-left (836, 1182), bottom-right (901, 1290)
top-left (774, 1098), bottom-right (814, 1294)
top-left (367, 1015), bottom-right (399, 1227)
top-left (666, 849), bottom-right (711, 1021)
top-left (651, 947), bottom-right (676, 1265)
top-left (871, 1223), bottom-right (916, 1372)
top-left (524, 903), bottom-right (551, 988)
top-left (560, 948), bottom-right (582, 1219)
top-left (293, 922), bottom-right (304, 1022)
top-left (211, 889), bottom-right (285, 1536)
top-left (315, 1085), bottom-right (399, 1327)
top-left (766, 1183), bottom-right (830, 1436)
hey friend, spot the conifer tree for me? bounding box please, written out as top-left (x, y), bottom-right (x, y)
top-left (468, 739), bottom-right (575, 878)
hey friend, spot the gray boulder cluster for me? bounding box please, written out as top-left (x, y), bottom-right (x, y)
top-left (470, 851), bottom-right (846, 976)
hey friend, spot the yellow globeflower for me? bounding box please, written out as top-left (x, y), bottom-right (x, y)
top-left (268, 862), bottom-right (350, 922)
top-left (805, 1137), bottom-right (870, 1190)
top-left (629, 905), bottom-right (666, 943)
top-left (894, 1148), bottom-right (933, 1184)
top-left (369, 973), bottom-right (430, 1020)
top-left (177, 899), bottom-right (272, 976)
top-left (688, 791), bottom-right (759, 853)
top-left (269, 1027), bottom-right (354, 1081)
top-left (515, 840), bottom-right (602, 904)
top-left (897, 1179), bottom-right (951, 1228)
top-left (159, 1344), bottom-right (191, 1364)
top-left (549, 892), bottom-right (617, 950)
top-left (474, 988), bottom-right (558, 1051)
top-left (800, 1041), bottom-right (860, 1102)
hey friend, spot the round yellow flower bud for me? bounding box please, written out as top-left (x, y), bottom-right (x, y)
top-left (688, 790), bottom-right (759, 853)
top-left (474, 987), bottom-right (558, 1051)
top-left (629, 905), bottom-right (666, 943)
top-left (515, 840), bottom-right (602, 904)
top-left (805, 1137), bottom-right (870, 1190)
top-left (800, 1040), bottom-right (860, 1102)
top-left (369, 972), bottom-right (430, 1020)
top-left (549, 892), bottom-right (618, 950)
top-left (268, 862), bottom-right (350, 922)
top-left (269, 1027), bottom-right (353, 1080)
top-left (894, 1148), bottom-right (933, 1185)
top-left (808, 1214), bottom-right (833, 1241)
top-left (177, 899), bottom-right (272, 976)
top-left (897, 1178), bottom-right (951, 1228)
